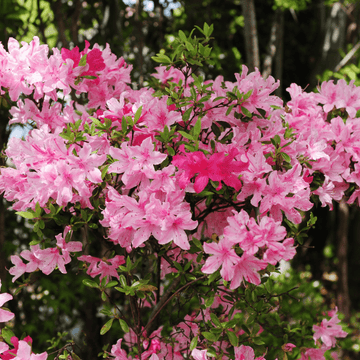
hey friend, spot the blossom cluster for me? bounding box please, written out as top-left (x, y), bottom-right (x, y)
top-left (0, 34), bottom-right (351, 359)
top-left (9, 226), bottom-right (82, 281)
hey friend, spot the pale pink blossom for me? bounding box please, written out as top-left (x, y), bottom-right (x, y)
top-left (191, 349), bottom-right (208, 360)
top-left (230, 253), bottom-right (267, 289)
top-left (313, 307), bottom-right (347, 348)
top-left (0, 280), bottom-right (15, 323)
top-left (202, 238), bottom-right (239, 281)
top-left (234, 345), bottom-right (266, 360)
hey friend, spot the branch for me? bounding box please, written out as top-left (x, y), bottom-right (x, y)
top-left (144, 275), bottom-right (207, 334)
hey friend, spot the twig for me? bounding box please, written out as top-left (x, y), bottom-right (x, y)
top-left (144, 275), bottom-right (207, 334)
top-left (52, 342), bottom-right (76, 359)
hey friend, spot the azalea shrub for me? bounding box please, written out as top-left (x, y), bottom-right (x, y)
top-left (0, 23), bottom-right (354, 359)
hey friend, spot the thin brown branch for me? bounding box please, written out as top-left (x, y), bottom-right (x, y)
top-left (144, 275), bottom-right (207, 334)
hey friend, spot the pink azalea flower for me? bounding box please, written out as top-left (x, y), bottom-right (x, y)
top-left (78, 255), bottom-right (125, 283)
top-left (33, 227), bottom-right (82, 276)
top-left (0, 280), bottom-right (15, 323)
top-left (149, 355), bottom-right (160, 360)
top-left (156, 199), bottom-right (198, 250)
top-left (152, 66), bottom-right (184, 84)
top-left (313, 307), bottom-right (347, 348)
top-left (202, 238), bottom-right (239, 281)
top-left (0, 342), bottom-right (9, 354)
top-left (11, 340), bottom-right (48, 360)
top-left (8, 255), bottom-right (27, 283)
top-left (109, 339), bottom-right (132, 360)
top-left (173, 147), bottom-right (247, 193)
top-left (300, 347), bottom-right (326, 360)
top-left (230, 253), bottom-right (267, 289)
top-left (191, 349), bottom-right (208, 360)
top-left (283, 343), bottom-right (296, 352)
top-left (234, 345), bottom-right (266, 360)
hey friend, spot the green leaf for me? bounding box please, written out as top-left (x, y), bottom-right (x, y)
top-left (121, 116), bottom-right (127, 133)
top-left (82, 279), bottom-right (99, 288)
top-left (210, 313), bottom-right (222, 328)
top-left (89, 117), bottom-right (103, 127)
top-left (49, 203), bottom-right (56, 214)
top-left (100, 308), bottom-right (113, 316)
top-left (74, 118), bottom-right (82, 130)
top-left (79, 54), bottom-right (87, 67)
top-left (241, 106), bottom-right (252, 118)
top-left (15, 211), bottom-right (36, 219)
top-left (243, 89), bottom-right (253, 100)
top-left (194, 25), bottom-right (205, 35)
top-left (226, 104), bottom-right (235, 116)
top-left (178, 30), bottom-right (187, 42)
top-left (226, 330), bottom-right (238, 347)
top-left (166, 146), bottom-right (175, 156)
top-left (280, 152), bottom-right (291, 163)
top-left (205, 295), bottom-right (215, 308)
top-left (265, 278), bottom-right (273, 292)
top-left (82, 75), bottom-right (97, 80)
top-left (105, 281), bottom-right (118, 288)
top-left (2, 328), bottom-right (15, 345)
top-left (198, 43), bottom-right (205, 56)
top-left (119, 275), bottom-right (127, 288)
top-left (119, 319), bottom-right (129, 333)
top-left (206, 23), bottom-right (214, 37)
top-left (203, 22), bottom-right (210, 36)
top-left (207, 270), bottom-right (220, 284)
top-left (192, 237), bottom-right (203, 250)
top-left (185, 41), bottom-right (195, 52)
top-left (189, 336), bottom-right (198, 351)
top-left (273, 134), bottom-right (281, 146)
top-left (178, 131), bottom-right (194, 141)
top-left (252, 337), bottom-right (265, 345)
top-left (100, 318), bottom-right (113, 335)
top-left (151, 54), bottom-right (172, 64)
top-left (35, 202), bottom-right (42, 217)
top-left (134, 106), bottom-right (143, 124)
top-left (190, 86), bottom-right (197, 100)
top-left (29, 239), bottom-right (42, 246)
top-left (131, 281), bottom-right (141, 288)
top-left (206, 347), bottom-right (217, 357)
top-left (182, 107), bottom-right (193, 122)
top-left (126, 256), bottom-right (132, 269)
top-left (226, 318), bottom-right (240, 329)
top-left (173, 262), bottom-right (183, 272)
top-left (202, 331), bottom-right (217, 342)
top-left (193, 118), bottom-right (202, 139)
top-left (101, 165), bottom-right (110, 180)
